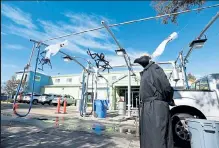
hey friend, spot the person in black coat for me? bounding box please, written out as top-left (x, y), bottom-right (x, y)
top-left (134, 55), bottom-right (175, 148)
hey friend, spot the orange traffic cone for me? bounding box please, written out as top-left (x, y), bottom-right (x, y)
top-left (13, 103), bottom-right (19, 114)
top-left (63, 99), bottom-right (67, 114)
top-left (55, 97), bottom-right (61, 114)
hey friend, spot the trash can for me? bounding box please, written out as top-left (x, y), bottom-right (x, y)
top-left (94, 100), bottom-right (107, 118)
top-left (118, 101), bottom-right (126, 115)
top-left (187, 119), bottom-right (219, 148)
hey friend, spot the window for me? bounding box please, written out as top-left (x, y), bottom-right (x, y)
top-left (35, 75), bottom-right (41, 81)
top-left (55, 79), bottom-right (60, 83)
top-left (199, 78), bottom-right (209, 90)
top-left (66, 78), bottom-right (72, 83)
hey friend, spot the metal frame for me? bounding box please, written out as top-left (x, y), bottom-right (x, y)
top-left (176, 12), bottom-right (219, 89)
top-left (30, 39), bottom-right (110, 117)
top-left (102, 21), bottom-right (135, 117)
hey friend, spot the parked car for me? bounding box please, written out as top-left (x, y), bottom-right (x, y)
top-left (23, 93), bottom-right (41, 105)
top-left (171, 73), bottom-right (219, 147)
top-left (38, 94), bottom-right (56, 105)
top-left (52, 95), bottom-right (75, 106)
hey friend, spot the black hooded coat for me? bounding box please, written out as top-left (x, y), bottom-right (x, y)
top-left (135, 56), bottom-right (174, 148)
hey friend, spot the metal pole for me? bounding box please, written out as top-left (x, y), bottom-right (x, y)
top-left (179, 53), bottom-right (189, 89)
top-left (101, 21), bottom-right (122, 49)
top-left (101, 21), bottom-right (135, 76)
top-left (41, 4), bottom-right (219, 43)
top-left (84, 73), bottom-right (89, 115)
top-left (94, 70), bottom-right (98, 101)
top-left (128, 70), bottom-right (131, 117)
top-left (181, 12), bottom-right (219, 89)
top-left (184, 12), bottom-right (219, 61)
top-left (26, 43), bottom-right (36, 69)
top-left (102, 21), bottom-right (133, 117)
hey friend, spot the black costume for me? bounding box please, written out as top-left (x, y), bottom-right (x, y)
top-left (134, 56), bottom-right (174, 148)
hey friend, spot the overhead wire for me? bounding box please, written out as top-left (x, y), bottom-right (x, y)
top-left (42, 4), bottom-right (219, 43)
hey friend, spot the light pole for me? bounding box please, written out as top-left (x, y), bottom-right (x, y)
top-left (102, 21), bottom-right (134, 117)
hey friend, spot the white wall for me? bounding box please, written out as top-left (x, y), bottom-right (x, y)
top-left (51, 75), bottom-right (81, 85)
top-left (49, 69), bottom-right (183, 88)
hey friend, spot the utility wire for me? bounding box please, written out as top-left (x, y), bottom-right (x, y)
top-left (42, 4), bottom-right (219, 43)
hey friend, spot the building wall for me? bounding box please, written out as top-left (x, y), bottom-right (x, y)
top-left (16, 68), bottom-right (185, 110)
top-left (15, 71), bottom-right (50, 94)
top-left (51, 74), bottom-right (81, 85)
top-left (42, 86), bottom-right (80, 99)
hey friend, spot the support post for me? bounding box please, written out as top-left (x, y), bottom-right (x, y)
top-left (179, 53), bottom-right (189, 89)
top-left (127, 70), bottom-right (131, 117)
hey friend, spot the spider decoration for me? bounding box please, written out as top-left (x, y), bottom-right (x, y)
top-left (87, 49), bottom-right (112, 73)
top-left (37, 40), bottom-right (68, 71)
top-left (38, 51), bottom-right (52, 71)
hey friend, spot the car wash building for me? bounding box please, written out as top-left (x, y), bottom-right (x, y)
top-left (15, 69), bottom-right (184, 110)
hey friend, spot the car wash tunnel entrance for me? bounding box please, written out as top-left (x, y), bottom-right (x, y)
top-left (113, 86), bottom-right (140, 110)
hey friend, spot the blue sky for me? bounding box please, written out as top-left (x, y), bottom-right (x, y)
top-left (1, 1), bottom-right (219, 82)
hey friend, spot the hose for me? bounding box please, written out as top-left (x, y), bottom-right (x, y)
top-left (13, 45), bottom-right (41, 117)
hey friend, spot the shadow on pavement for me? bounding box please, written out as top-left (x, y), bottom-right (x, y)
top-left (1, 102), bottom-right (57, 110)
top-left (1, 127), bottom-right (117, 148)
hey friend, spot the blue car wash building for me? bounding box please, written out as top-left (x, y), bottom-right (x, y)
top-left (15, 70), bottom-right (51, 94)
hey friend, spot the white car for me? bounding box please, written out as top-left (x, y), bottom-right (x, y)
top-left (171, 73), bottom-right (219, 147)
top-left (52, 95), bottom-right (75, 106)
top-left (38, 94), bottom-right (56, 105)
top-left (23, 93), bottom-right (41, 105)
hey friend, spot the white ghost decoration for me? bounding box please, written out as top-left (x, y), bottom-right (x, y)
top-left (44, 40), bottom-right (68, 59)
top-left (151, 32), bottom-right (178, 59)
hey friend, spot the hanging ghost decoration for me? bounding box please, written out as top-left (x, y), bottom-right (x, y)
top-left (44, 40), bottom-right (68, 59)
top-left (151, 32), bottom-right (178, 59)
top-left (38, 40), bottom-right (68, 71)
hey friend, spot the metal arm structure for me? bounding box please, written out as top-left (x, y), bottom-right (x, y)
top-left (102, 21), bottom-right (134, 117)
top-left (13, 42), bottom-right (42, 117)
top-left (184, 12), bottom-right (219, 62)
top-left (177, 12), bottom-right (219, 89)
top-left (31, 39), bottom-right (110, 117)
top-left (101, 21), bottom-right (135, 76)
top-left (41, 4), bottom-right (219, 43)
top-left (30, 39), bottom-right (95, 117)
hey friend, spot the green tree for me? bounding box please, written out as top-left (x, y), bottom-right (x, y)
top-left (152, 0), bottom-right (205, 24)
top-left (3, 76), bottom-right (20, 97)
top-left (187, 73), bottom-right (196, 82)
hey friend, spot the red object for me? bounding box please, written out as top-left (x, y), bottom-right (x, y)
top-left (55, 97), bottom-right (61, 114)
top-left (13, 103), bottom-right (19, 114)
top-left (55, 117), bottom-right (59, 127)
top-left (63, 99), bottom-right (67, 114)
top-left (19, 93), bottom-right (22, 101)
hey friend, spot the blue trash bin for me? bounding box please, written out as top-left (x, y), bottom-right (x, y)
top-left (94, 100), bottom-right (107, 118)
top-left (187, 119), bottom-right (219, 148)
